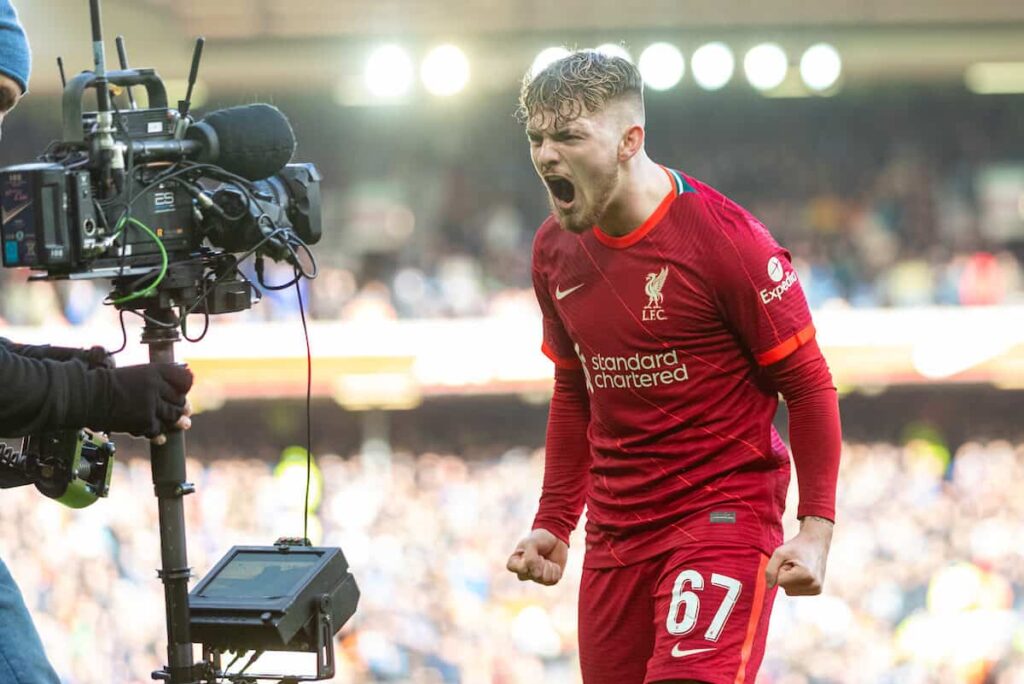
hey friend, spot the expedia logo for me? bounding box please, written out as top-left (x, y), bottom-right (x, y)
top-left (760, 257), bottom-right (798, 304)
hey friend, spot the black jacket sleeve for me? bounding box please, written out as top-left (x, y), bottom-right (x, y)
top-left (1, 342), bottom-right (193, 439)
top-left (0, 343), bottom-right (91, 437)
top-left (0, 336), bottom-right (112, 367)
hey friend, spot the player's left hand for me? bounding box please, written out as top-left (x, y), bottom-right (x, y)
top-left (765, 515), bottom-right (833, 596)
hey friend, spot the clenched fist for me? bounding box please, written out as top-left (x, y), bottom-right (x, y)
top-left (506, 528), bottom-right (568, 586)
top-left (765, 515), bottom-right (834, 596)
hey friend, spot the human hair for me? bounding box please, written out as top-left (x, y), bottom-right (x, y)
top-left (516, 49), bottom-right (644, 129)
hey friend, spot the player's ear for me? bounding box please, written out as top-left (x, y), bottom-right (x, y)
top-left (618, 123), bottom-right (644, 162)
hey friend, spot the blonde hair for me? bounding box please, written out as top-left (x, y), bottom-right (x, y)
top-left (516, 49), bottom-right (644, 129)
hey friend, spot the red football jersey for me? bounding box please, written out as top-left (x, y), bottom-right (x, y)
top-left (532, 166), bottom-right (815, 568)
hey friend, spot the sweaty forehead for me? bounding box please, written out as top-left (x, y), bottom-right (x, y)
top-left (526, 107), bottom-right (596, 135)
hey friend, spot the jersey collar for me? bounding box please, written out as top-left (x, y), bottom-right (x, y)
top-left (592, 165), bottom-right (681, 249)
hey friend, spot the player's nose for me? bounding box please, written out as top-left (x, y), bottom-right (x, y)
top-left (534, 138), bottom-right (561, 168)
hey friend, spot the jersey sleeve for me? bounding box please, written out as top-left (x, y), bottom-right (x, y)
top-left (705, 206), bottom-right (815, 366)
top-left (532, 237), bottom-right (581, 370)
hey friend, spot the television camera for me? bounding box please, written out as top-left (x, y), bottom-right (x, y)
top-left (0, 2), bottom-right (358, 682)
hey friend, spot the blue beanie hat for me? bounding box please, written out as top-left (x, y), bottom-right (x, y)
top-left (0, 0), bottom-right (30, 93)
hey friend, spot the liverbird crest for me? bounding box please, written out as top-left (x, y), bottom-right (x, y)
top-left (645, 266), bottom-right (669, 308)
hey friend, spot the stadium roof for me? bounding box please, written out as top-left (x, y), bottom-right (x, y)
top-left (137, 0), bottom-right (1024, 37)
top-left (17, 0), bottom-right (1024, 95)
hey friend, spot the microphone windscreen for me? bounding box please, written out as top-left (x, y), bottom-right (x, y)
top-left (200, 104), bottom-right (296, 181)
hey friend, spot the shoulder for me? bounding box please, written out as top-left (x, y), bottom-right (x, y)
top-left (531, 214), bottom-right (578, 270)
top-left (673, 173), bottom-right (759, 232)
top-left (532, 214), bottom-right (562, 247)
top-left (672, 172), bottom-right (783, 260)
top-left (663, 173), bottom-right (791, 303)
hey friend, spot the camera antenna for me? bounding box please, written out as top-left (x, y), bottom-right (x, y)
top-left (115, 35), bottom-right (137, 109)
top-left (89, 0), bottom-right (111, 113)
top-left (87, 0), bottom-right (125, 195)
top-left (56, 57), bottom-right (66, 88)
top-left (179, 37), bottom-right (205, 119)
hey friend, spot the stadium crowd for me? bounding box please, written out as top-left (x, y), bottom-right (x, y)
top-left (1, 434), bottom-right (1021, 683)
top-left (1, 89), bottom-right (1024, 324)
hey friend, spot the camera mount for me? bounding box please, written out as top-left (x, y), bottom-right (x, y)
top-left (144, 295), bottom-right (358, 684)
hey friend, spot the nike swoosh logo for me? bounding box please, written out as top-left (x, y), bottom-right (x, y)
top-left (2, 200), bottom-right (31, 225)
top-left (555, 283), bottom-right (584, 300)
top-left (671, 645), bottom-right (715, 658)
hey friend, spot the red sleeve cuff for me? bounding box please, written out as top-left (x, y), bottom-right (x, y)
top-left (541, 341), bottom-right (582, 369)
top-left (796, 504), bottom-right (836, 523)
top-left (756, 323), bottom-right (816, 366)
top-left (532, 521), bottom-right (572, 546)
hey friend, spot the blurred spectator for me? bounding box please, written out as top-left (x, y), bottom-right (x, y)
top-left (4, 90), bottom-right (1024, 322)
top-left (2, 436), bottom-right (1023, 683)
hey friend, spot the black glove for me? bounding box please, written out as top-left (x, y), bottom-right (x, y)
top-left (81, 345), bottom-right (117, 370)
top-left (85, 363), bottom-right (193, 438)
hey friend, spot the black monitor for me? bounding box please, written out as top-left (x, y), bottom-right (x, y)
top-left (189, 544), bottom-right (359, 653)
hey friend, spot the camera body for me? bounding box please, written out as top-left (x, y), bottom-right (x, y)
top-left (0, 161), bottom-right (192, 272)
top-left (0, 65), bottom-right (322, 313)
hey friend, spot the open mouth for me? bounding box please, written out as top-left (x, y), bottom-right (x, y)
top-left (545, 176), bottom-right (576, 208)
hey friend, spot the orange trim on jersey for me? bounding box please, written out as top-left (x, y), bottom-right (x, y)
top-left (733, 554), bottom-right (769, 684)
top-left (592, 166), bottom-right (677, 249)
top-left (541, 341), bottom-right (582, 370)
top-left (755, 323), bottom-right (816, 366)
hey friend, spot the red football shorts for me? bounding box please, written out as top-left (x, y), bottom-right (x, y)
top-left (578, 544), bottom-right (776, 684)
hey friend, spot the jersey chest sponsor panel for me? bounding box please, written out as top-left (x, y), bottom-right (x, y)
top-left (533, 175), bottom-right (809, 565)
top-left (542, 204), bottom-right (781, 456)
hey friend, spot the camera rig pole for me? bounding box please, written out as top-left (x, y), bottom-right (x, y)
top-left (143, 307), bottom-right (198, 684)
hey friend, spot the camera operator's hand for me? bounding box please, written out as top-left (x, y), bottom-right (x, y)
top-left (150, 398), bottom-right (193, 446)
top-left (60, 344), bottom-right (115, 369)
top-left (81, 345), bottom-right (116, 370)
top-left (84, 363), bottom-right (194, 439)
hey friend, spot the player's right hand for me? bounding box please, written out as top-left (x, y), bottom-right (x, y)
top-left (506, 528), bottom-right (568, 586)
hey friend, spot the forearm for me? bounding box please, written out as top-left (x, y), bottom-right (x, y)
top-left (788, 387), bottom-right (841, 520)
top-left (532, 366), bottom-right (592, 544)
top-left (801, 515), bottom-right (835, 528)
top-left (766, 339), bottom-right (842, 522)
top-left (0, 336), bottom-right (108, 366)
top-left (0, 337), bottom-right (64, 361)
top-left (0, 345), bottom-right (86, 436)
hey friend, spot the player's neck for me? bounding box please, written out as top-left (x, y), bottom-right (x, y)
top-left (595, 157), bottom-right (673, 238)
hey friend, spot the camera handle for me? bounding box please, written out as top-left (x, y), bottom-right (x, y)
top-left (143, 307), bottom-right (200, 684)
top-left (61, 68), bottom-right (171, 144)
